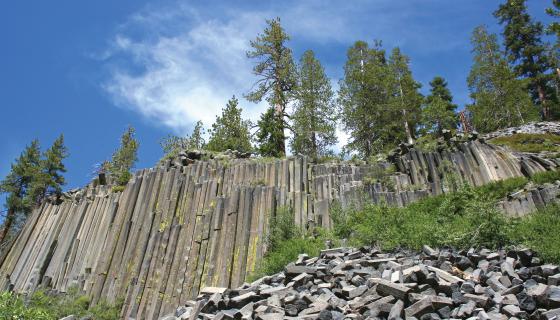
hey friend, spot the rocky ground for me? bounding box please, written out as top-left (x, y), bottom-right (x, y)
top-left (482, 122), bottom-right (560, 140)
top-left (162, 246), bottom-right (560, 320)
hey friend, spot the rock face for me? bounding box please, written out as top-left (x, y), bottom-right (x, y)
top-left (166, 246), bottom-right (560, 320)
top-left (0, 138), bottom-right (557, 318)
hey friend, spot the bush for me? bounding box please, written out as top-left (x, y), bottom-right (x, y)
top-left (335, 185), bottom-right (512, 251)
top-left (0, 288), bottom-right (122, 320)
top-left (530, 170), bottom-right (560, 185)
top-left (510, 204), bottom-right (560, 263)
top-left (250, 206), bottom-right (327, 280)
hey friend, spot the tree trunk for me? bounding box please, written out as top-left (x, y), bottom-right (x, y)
top-left (537, 85), bottom-right (549, 120)
top-left (402, 110), bottom-right (414, 145)
top-left (0, 208), bottom-right (15, 245)
top-left (274, 103), bottom-right (286, 156)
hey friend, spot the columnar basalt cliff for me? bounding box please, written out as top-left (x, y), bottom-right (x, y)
top-left (0, 138), bottom-right (557, 318)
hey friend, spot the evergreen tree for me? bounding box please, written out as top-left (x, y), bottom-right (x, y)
top-left (246, 17), bottom-right (297, 156)
top-left (467, 26), bottom-right (538, 133)
top-left (494, 0), bottom-right (555, 119)
top-left (339, 41), bottom-right (414, 158)
top-left (547, 0), bottom-right (560, 38)
top-left (109, 126), bottom-right (138, 186)
top-left (420, 76), bottom-right (458, 136)
top-left (387, 47), bottom-right (423, 144)
top-left (255, 107), bottom-right (285, 157)
top-left (0, 140), bottom-right (42, 244)
top-left (546, 0), bottom-right (560, 102)
top-left (30, 135), bottom-right (68, 203)
top-left (189, 121), bottom-right (205, 150)
top-left (207, 96), bottom-right (252, 153)
top-left (291, 50), bottom-right (337, 160)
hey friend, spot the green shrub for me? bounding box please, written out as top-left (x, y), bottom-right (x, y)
top-left (476, 176), bottom-right (528, 199)
top-left (0, 292), bottom-right (51, 320)
top-left (490, 133), bottom-right (560, 153)
top-left (0, 288), bottom-right (122, 320)
top-left (509, 204), bottom-right (560, 263)
top-left (111, 185), bottom-right (126, 193)
top-left (530, 170), bottom-right (560, 185)
top-left (335, 185), bottom-right (512, 251)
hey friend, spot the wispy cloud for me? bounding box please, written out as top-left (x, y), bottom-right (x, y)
top-left (101, 0), bottom-right (491, 144)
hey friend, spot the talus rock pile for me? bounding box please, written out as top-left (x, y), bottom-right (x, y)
top-left (166, 246), bottom-right (560, 320)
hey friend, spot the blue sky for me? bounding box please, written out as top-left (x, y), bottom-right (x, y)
top-left (0, 0), bottom-right (555, 209)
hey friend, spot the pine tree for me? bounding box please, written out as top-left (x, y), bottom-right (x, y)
top-left (0, 140), bottom-right (42, 244)
top-left (494, 0), bottom-right (555, 119)
top-left (246, 17), bottom-right (296, 156)
top-left (207, 96), bottom-right (252, 153)
top-left (109, 126), bottom-right (139, 186)
top-left (547, 0), bottom-right (560, 37)
top-left (255, 107), bottom-right (285, 157)
top-left (387, 47), bottom-right (423, 144)
top-left (189, 121), bottom-right (205, 150)
top-left (420, 76), bottom-right (458, 136)
top-left (339, 41), bottom-right (411, 158)
top-left (30, 135), bottom-right (68, 203)
top-left (546, 0), bottom-right (560, 103)
top-left (291, 50), bottom-right (337, 160)
top-left (467, 26), bottom-right (538, 133)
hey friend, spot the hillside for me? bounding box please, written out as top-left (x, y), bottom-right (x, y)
top-left (0, 124), bottom-right (559, 319)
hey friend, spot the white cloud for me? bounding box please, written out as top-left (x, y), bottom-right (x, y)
top-left (104, 9), bottom-right (269, 135)
top-left (102, 0), bottom-right (482, 144)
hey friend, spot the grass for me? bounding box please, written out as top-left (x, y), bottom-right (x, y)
top-left (0, 287), bottom-right (122, 320)
top-left (489, 133), bottom-right (560, 153)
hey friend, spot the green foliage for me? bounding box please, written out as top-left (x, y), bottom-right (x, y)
top-left (489, 133), bottom-right (560, 153)
top-left (335, 186), bottom-right (511, 250)
top-left (0, 137), bottom-right (68, 245)
top-left (206, 96), bottom-right (252, 153)
top-left (246, 17), bottom-right (296, 155)
top-left (255, 107), bottom-right (285, 157)
top-left (530, 169), bottom-right (560, 184)
top-left (0, 288), bottom-right (122, 320)
top-left (494, 0), bottom-right (557, 118)
top-left (0, 140), bottom-right (42, 215)
top-left (111, 185), bottom-right (126, 193)
top-left (291, 50), bottom-right (337, 159)
top-left (476, 176), bottom-right (528, 199)
top-left (30, 135), bottom-right (69, 202)
top-left (467, 25), bottom-right (538, 133)
top-left (108, 126), bottom-right (138, 186)
top-left (266, 206), bottom-right (299, 252)
top-left (0, 291), bottom-right (51, 319)
top-left (160, 121), bottom-right (206, 161)
top-left (420, 76), bottom-right (458, 136)
top-left (510, 204), bottom-right (560, 263)
top-left (414, 134), bottom-right (439, 152)
top-left (339, 41), bottom-right (422, 158)
top-left (251, 206), bottom-right (325, 279)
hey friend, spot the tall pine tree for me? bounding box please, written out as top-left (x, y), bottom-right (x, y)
top-left (30, 134), bottom-right (68, 203)
top-left (494, 0), bottom-right (555, 119)
top-left (0, 140), bottom-right (42, 244)
top-left (420, 76), bottom-right (458, 136)
top-left (207, 96), bottom-right (252, 153)
top-left (246, 18), bottom-right (296, 156)
top-left (467, 26), bottom-right (537, 133)
top-left (291, 50), bottom-right (337, 160)
top-left (388, 47), bottom-right (423, 144)
top-left (339, 41), bottom-right (396, 158)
